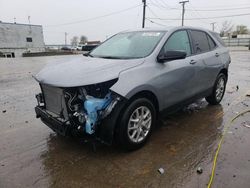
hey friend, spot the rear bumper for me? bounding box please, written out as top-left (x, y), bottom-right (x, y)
top-left (35, 106), bottom-right (69, 136)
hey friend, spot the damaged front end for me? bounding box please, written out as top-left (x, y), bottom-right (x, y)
top-left (35, 79), bottom-right (126, 144)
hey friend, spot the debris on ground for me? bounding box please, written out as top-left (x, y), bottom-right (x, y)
top-left (2, 110), bottom-right (6, 113)
top-left (25, 121), bottom-right (29, 124)
top-left (183, 103), bottom-right (200, 113)
top-left (227, 85), bottom-right (239, 93)
top-left (246, 94), bottom-right (250, 97)
top-left (197, 167), bottom-right (203, 174)
top-left (241, 102), bottom-right (249, 107)
top-left (241, 121), bottom-right (250, 128)
top-left (158, 168), bottom-right (165, 174)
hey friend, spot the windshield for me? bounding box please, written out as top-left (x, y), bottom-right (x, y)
top-left (90, 31), bottom-right (165, 59)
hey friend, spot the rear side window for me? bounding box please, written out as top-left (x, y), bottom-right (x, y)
top-left (190, 30), bottom-right (210, 54)
top-left (207, 34), bottom-right (216, 50)
top-left (211, 32), bottom-right (226, 47)
top-left (162, 30), bottom-right (191, 56)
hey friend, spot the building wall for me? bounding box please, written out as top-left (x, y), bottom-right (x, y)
top-left (0, 22), bottom-right (45, 57)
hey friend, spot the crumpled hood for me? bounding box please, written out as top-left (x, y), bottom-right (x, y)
top-left (35, 56), bottom-right (144, 87)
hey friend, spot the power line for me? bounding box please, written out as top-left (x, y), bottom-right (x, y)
top-left (148, 2), bottom-right (250, 11)
top-left (147, 5), bottom-right (181, 23)
top-left (147, 6), bottom-right (160, 18)
top-left (187, 2), bottom-right (211, 24)
top-left (148, 12), bottom-right (250, 20)
top-left (155, 0), bottom-right (172, 9)
top-left (45, 4), bottom-right (141, 27)
top-left (148, 1), bottom-right (179, 10)
top-left (189, 6), bottom-right (250, 11)
top-left (146, 18), bottom-right (167, 27)
top-left (188, 3), bottom-right (250, 9)
top-left (147, 6), bottom-right (171, 26)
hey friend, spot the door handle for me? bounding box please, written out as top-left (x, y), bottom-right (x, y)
top-left (215, 53), bottom-right (220, 57)
top-left (189, 60), bottom-right (197, 64)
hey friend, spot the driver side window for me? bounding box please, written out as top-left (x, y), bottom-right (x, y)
top-left (163, 30), bottom-right (191, 56)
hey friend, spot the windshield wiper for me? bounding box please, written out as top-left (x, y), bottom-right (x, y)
top-left (97, 56), bottom-right (124, 59)
top-left (83, 52), bottom-right (93, 57)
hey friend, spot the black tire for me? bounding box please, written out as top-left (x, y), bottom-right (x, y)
top-left (116, 98), bottom-right (156, 151)
top-left (206, 73), bottom-right (227, 105)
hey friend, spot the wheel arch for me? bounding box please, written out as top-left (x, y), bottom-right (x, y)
top-left (219, 68), bottom-right (228, 81)
top-left (127, 90), bottom-right (159, 113)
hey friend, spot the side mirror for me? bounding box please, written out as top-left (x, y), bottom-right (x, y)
top-left (157, 50), bottom-right (187, 63)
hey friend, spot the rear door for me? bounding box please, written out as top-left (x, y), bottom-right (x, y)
top-left (188, 29), bottom-right (221, 92)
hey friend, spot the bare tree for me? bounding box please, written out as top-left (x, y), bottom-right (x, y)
top-left (79, 35), bottom-right (88, 44)
top-left (233, 25), bottom-right (249, 35)
top-left (220, 20), bottom-right (233, 37)
top-left (71, 36), bottom-right (79, 46)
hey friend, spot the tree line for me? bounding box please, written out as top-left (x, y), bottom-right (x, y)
top-left (220, 21), bottom-right (249, 37)
top-left (71, 35), bottom-right (88, 46)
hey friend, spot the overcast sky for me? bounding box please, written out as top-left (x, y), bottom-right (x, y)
top-left (1, 0), bottom-right (250, 44)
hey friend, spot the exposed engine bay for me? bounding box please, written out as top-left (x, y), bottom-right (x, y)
top-left (35, 79), bottom-right (121, 136)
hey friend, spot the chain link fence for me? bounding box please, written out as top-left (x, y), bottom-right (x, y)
top-left (223, 38), bottom-right (250, 50)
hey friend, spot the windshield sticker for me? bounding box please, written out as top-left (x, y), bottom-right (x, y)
top-left (142, 32), bottom-right (161, 37)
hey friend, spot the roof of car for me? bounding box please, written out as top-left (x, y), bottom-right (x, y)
top-left (120, 26), bottom-right (213, 33)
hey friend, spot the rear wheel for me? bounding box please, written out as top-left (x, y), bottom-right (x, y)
top-left (206, 73), bottom-right (227, 105)
top-left (117, 98), bottom-right (156, 150)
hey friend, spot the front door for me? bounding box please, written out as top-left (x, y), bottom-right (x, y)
top-left (155, 30), bottom-right (200, 108)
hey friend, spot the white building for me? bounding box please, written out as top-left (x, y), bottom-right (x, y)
top-left (0, 22), bottom-right (45, 57)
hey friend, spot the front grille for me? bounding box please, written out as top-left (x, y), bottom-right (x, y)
top-left (41, 84), bottom-right (68, 120)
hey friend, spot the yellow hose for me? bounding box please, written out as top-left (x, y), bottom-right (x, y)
top-left (207, 109), bottom-right (250, 188)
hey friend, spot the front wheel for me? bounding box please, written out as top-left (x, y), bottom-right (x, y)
top-left (116, 98), bottom-right (156, 151)
top-left (206, 73), bottom-right (227, 105)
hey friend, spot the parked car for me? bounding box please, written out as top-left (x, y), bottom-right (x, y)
top-left (82, 44), bottom-right (99, 51)
top-left (76, 45), bottom-right (84, 51)
top-left (34, 27), bottom-right (230, 150)
top-left (61, 46), bottom-right (71, 51)
top-left (71, 46), bottom-right (77, 51)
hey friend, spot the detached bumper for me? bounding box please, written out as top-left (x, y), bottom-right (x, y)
top-left (35, 106), bottom-right (69, 136)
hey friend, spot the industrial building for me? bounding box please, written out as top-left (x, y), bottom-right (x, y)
top-left (0, 21), bottom-right (45, 57)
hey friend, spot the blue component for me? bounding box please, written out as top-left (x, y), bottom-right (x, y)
top-left (84, 92), bottom-right (112, 134)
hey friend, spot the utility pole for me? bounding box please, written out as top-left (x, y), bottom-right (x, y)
top-left (142, 0), bottom-right (146, 28)
top-left (179, 1), bottom-right (189, 26)
top-left (65, 32), bottom-right (68, 46)
top-left (28, 16), bottom-right (31, 25)
top-left (28, 16), bottom-right (32, 33)
top-left (210, 22), bottom-right (216, 31)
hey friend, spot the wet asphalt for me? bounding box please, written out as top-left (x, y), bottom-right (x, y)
top-left (0, 52), bottom-right (250, 188)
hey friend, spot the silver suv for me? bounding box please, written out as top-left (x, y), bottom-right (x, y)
top-left (34, 26), bottom-right (230, 150)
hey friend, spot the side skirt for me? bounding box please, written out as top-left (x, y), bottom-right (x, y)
top-left (159, 88), bottom-right (213, 117)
